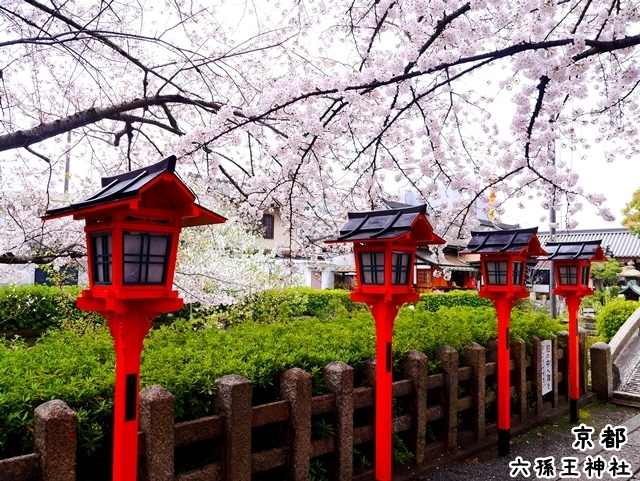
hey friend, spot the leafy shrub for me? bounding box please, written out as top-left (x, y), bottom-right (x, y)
top-left (596, 298), bottom-right (640, 342)
top-left (0, 285), bottom-right (92, 331)
top-left (417, 290), bottom-right (493, 311)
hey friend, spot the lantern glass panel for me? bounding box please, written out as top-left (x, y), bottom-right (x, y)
top-left (391, 252), bottom-right (411, 285)
top-left (581, 266), bottom-right (590, 286)
top-left (512, 261), bottom-right (524, 286)
top-left (359, 252), bottom-right (385, 285)
top-left (123, 232), bottom-right (171, 284)
top-left (558, 265), bottom-right (578, 286)
top-left (485, 261), bottom-right (508, 285)
top-left (92, 234), bottom-right (112, 285)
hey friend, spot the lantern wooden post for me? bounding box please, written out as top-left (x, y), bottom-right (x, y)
top-left (327, 205), bottom-right (444, 481)
top-left (545, 240), bottom-right (606, 423)
top-left (461, 228), bottom-right (546, 456)
top-left (42, 156), bottom-right (226, 481)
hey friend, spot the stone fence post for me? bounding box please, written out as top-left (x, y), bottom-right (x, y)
top-left (403, 350), bottom-right (428, 464)
top-left (590, 342), bottom-right (613, 401)
top-left (215, 374), bottom-right (252, 481)
top-left (436, 346), bottom-right (459, 452)
top-left (281, 368), bottom-right (312, 481)
top-left (34, 400), bottom-right (77, 481)
top-left (324, 361), bottom-right (354, 481)
top-left (140, 385), bottom-right (175, 481)
top-left (462, 343), bottom-right (486, 441)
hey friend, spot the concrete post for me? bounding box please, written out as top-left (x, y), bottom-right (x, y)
top-left (558, 331), bottom-right (570, 401)
top-left (324, 361), bottom-right (354, 481)
top-left (590, 342), bottom-right (613, 401)
top-left (530, 336), bottom-right (544, 416)
top-left (552, 335), bottom-right (560, 408)
top-left (511, 339), bottom-right (527, 421)
top-left (215, 374), bottom-right (253, 481)
top-left (281, 368), bottom-right (312, 481)
top-left (139, 385), bottom-right (175, 481)
top-left (34, 400), bottom-right (77, 481)
top-left (402, 350), bottom-right (428, 464)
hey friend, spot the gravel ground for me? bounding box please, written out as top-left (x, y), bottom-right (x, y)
top-left (414, 402), bottom-right (640, 481)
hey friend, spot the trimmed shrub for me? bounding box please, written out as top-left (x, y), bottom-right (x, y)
top-left (0, 285), bottom-right (89, 331)
top-left (596, 298), bottom-right (640, 342)
top-left (417, 290), bottom-right (493, 311)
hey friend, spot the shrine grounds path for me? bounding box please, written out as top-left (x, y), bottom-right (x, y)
top-left (410, 402), bottom-right (640, 481)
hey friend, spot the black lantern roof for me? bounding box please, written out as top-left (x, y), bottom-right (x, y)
top-left (461, 227), bottom-right (546, 256)
top-left (544, 240), bottom-right (607, 261)
top-left (328, 204), bottom-right (445, 244)
top-left (45, 156), bottom-right (179, 217)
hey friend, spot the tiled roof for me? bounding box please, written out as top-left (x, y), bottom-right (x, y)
top-left (328, 204), bottom-right (445, 244)
top-left (461, 227), bottom-right (546, 255)
top-left (45, 156), bottom-right (177, 217)
top-left (537, 228), bottom-right (640, 259)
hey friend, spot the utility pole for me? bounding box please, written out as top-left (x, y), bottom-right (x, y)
top-left (64, 131), bottom-right (71, 194)
top-left (549, 116), bottom-right (558, 318)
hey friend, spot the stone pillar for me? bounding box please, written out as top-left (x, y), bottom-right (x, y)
top-left (324, 361), bottom-right (354, 481)
top-left (34, 400), bottom-right (77, 481)
top-left (462, 343), bottom-right (486, 441)
top-left (281, 368), bottom-right (312, 481)
top-left (511, 339), bottom-right (527, 421)
top-left (215, 374), bottom-right (253, 481)
top-left (402, 350), bottom-right (428, 464)
top-left (558, 331), bottom-right (570, 402)
top-left (530, 336), bottom-right (544, 416)
top-left (579, 329), bottom-right (588, 395)
top-left (552, 335), bottom-right (560, 408)
top-left (436, 346), bottom-right (459, 452)
top-left (139, 385), bottom-right (175, 481)
top-left (590, 342), bottom-right (613, 401)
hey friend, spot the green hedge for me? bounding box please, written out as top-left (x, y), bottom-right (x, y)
top-left (0, 303), bottom-right (564, 467)
top-left (596, 298), bottom-right (640, 342)
top-left (417, 290), bottom-right (493, 311)
top-left (226, 287), bottom-right (362, 324)
top-left (0, 285), bottom-right (90, 331)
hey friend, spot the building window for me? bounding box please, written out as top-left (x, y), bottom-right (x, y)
top-left (262, 214), bottom-right (274, 239)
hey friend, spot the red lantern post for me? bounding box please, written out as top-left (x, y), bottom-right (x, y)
top-left (42, 156), bottom-right (225, 481)
top-left (545, 240), bottom-right (606, 423)
top-left (461, 228), bottom-right (546, 456)
top-left (327, 205), bottom-right (444, 481)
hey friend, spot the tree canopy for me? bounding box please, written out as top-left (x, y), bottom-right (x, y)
top-left (622, 187), bottom-right (640, 237)
top-left (1, 1), bottom-right (639, 298)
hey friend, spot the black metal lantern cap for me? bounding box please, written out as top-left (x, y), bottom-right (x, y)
top-left (543, 240), bottom-right (606, 262)
top-left (544, 240), bottom-right (607, 290)
top-left (328, 204), bottom-right (444, 244)
top-left (461, 227), bottom-right (547, 297)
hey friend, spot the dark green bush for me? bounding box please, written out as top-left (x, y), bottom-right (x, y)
top-left (417, 290), bottom-right (493, 311)
top-left (596, 298), bottom-right (640, 342)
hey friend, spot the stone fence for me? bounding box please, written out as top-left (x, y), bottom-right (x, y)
top-left (0, 332), bottom-right (613, 481)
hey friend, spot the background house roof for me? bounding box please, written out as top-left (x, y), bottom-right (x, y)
top-left (537, 228), bottom-right (640, 260)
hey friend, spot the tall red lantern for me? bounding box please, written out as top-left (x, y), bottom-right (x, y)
top-left (327, 204), bottom-right (444, 481)
top-left (545, 240), bottom-right (606, 423)
top-left (461, 228), bottom-right (546, 456)
top-left (42, 156), bottom-right (225, 481)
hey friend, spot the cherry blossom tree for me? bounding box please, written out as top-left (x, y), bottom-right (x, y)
top-left (0, 0), bottom-right (639, 300)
